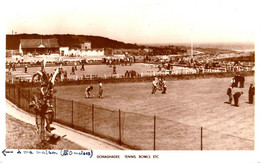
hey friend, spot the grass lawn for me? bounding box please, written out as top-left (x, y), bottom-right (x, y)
top-left (5, 114), bottom-right (85, 150)
top-left (53, 76), bottom-right (254, 150)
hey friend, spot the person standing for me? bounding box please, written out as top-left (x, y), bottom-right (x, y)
top-left (231, 77), bottom-right (235, 88)
top-left (233, 91), bottom-right (243, 107)
top-left (98, 82), bottom-right (104, 98)
top-left (24, 65), bottom-right (28, 73)
top-left (234, 74), bottom-right (239, 87)
top-left (248, 84), bottom-right (255, 104)
top-left (12, 63), bottom-right (16, 71)
top-left (113, 64), bottom-right (117, 74)
top-left (162, 79), bottom-right (167, 94)
top-left (74, 62), bottom-right (77, 70)
top-left (71, 66), bottom-right (75, 75)
top-left (227, 85), bottom-right (233, 104)
top-left (80, 61), bottom-right (85, 71)
top-left (240, 75), bottom-right (245, 88)
top-left (151, 77), bottom-right (158, 95)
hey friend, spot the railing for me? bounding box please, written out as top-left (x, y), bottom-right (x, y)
top-left (6, 64), bottom-right (254, 84)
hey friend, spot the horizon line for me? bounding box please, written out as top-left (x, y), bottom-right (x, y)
top-left (6, 32), bottom-right (255, 45)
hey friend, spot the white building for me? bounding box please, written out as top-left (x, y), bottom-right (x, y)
top-left (81, 42), bottom-right (91, 50)
top-left (68, 49), bottom-right (81, 56)
top-left (80, 48), bottom-right (105, 56)
top-left (59, 47), bottom-right (69, 56)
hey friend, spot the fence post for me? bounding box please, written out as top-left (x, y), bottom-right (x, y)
top-left (92, 104), bottom-right (95, 135)
top-left (72, 100), bottom-right (74, 128)
top-left (54, 96), bottom-right (57, 120)
top-left (14, 85), bottom-right (16, 104)
top-left (18, 86), bottom-right (20, 108)
top-left (119, 109), bottom-right (122, 145)
top-left (8, 85), bottom-right (11, 100)
top-left (30, 87), bottom-right (32, 100)
top-left (201, 127), bottom-right (203, 151)
top-left (28, 89), bottom-right (31, 112)
top-left (154, 116), bottom-right (156, 150)
top-left (5, 84), bottom-right (7, 98)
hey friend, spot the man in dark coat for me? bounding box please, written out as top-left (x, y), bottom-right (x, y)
top-left (113, 64), bottom-right (117, 74)
top-left (162, 79), bottom-right (167, 94)
top-left (248, 84), bottom-right (255, 104)
top-left (80, 62), bottom-right (85, 71)
top-left (227, 86), bottom-right (233, 104)
top-left (24, 65), bottom-right (28, 73)
top-left (71, 66), bottom-right (75, 75)
top-left (234, 74), bottom-right (239, 87)
top-left (240, 75), bottom-right (245, 88)
top-left (233, 91), bottom-right (243, 107)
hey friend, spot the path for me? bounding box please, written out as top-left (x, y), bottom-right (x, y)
top-left (5, 99), bottom-right (127, 150)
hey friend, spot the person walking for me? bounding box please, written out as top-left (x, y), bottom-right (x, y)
top-left (226, 85), bottom-right (233, 104)
top-left (248, 84), bottom-right (255, 104)
top-left (233, 91), bottom-right (243, 107)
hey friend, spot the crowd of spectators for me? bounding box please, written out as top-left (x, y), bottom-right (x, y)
top-left (102, 56), bottom-right (136, 66)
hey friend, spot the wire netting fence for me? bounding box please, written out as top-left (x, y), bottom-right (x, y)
top-left (5, 83), bottom-right (254, 150)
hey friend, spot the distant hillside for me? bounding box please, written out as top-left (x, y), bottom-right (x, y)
top-left (6, 34), bottom-right (140, 50)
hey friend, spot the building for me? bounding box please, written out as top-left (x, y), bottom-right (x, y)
top-left (80, 48), bottom-right (105, 56)
top-left (81, 41), bottom-right (91, 50)
top-left (19, 38), bottom-right (59, 55)
top-left (59, 47), bottom-right (69, 56)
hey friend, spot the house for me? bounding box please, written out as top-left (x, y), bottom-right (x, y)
top-left (59, 47), bottom-right (69, 56)
top-left (81, 41), bottom-right (91, 50)
top-left (80, 48), bottom-right (105, 56)
top-left (19, 38), bottom-right (59, 55)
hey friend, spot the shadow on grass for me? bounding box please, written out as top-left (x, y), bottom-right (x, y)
top-left (35, 134), bottom-right (66, 149)
top-left (224, 102), bottom-right (231, 104)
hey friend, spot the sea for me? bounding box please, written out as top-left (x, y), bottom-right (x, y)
top-left (145, 42), bottom-right (255, 52)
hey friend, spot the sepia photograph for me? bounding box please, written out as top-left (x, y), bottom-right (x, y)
top-left (0, 0), bottom-right (259, 162)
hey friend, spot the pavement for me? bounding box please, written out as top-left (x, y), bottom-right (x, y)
top-left (5, 99), bottom-right (128, 150)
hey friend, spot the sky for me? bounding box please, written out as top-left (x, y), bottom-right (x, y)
top-left (2, 0), bottom-right (259, 44)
